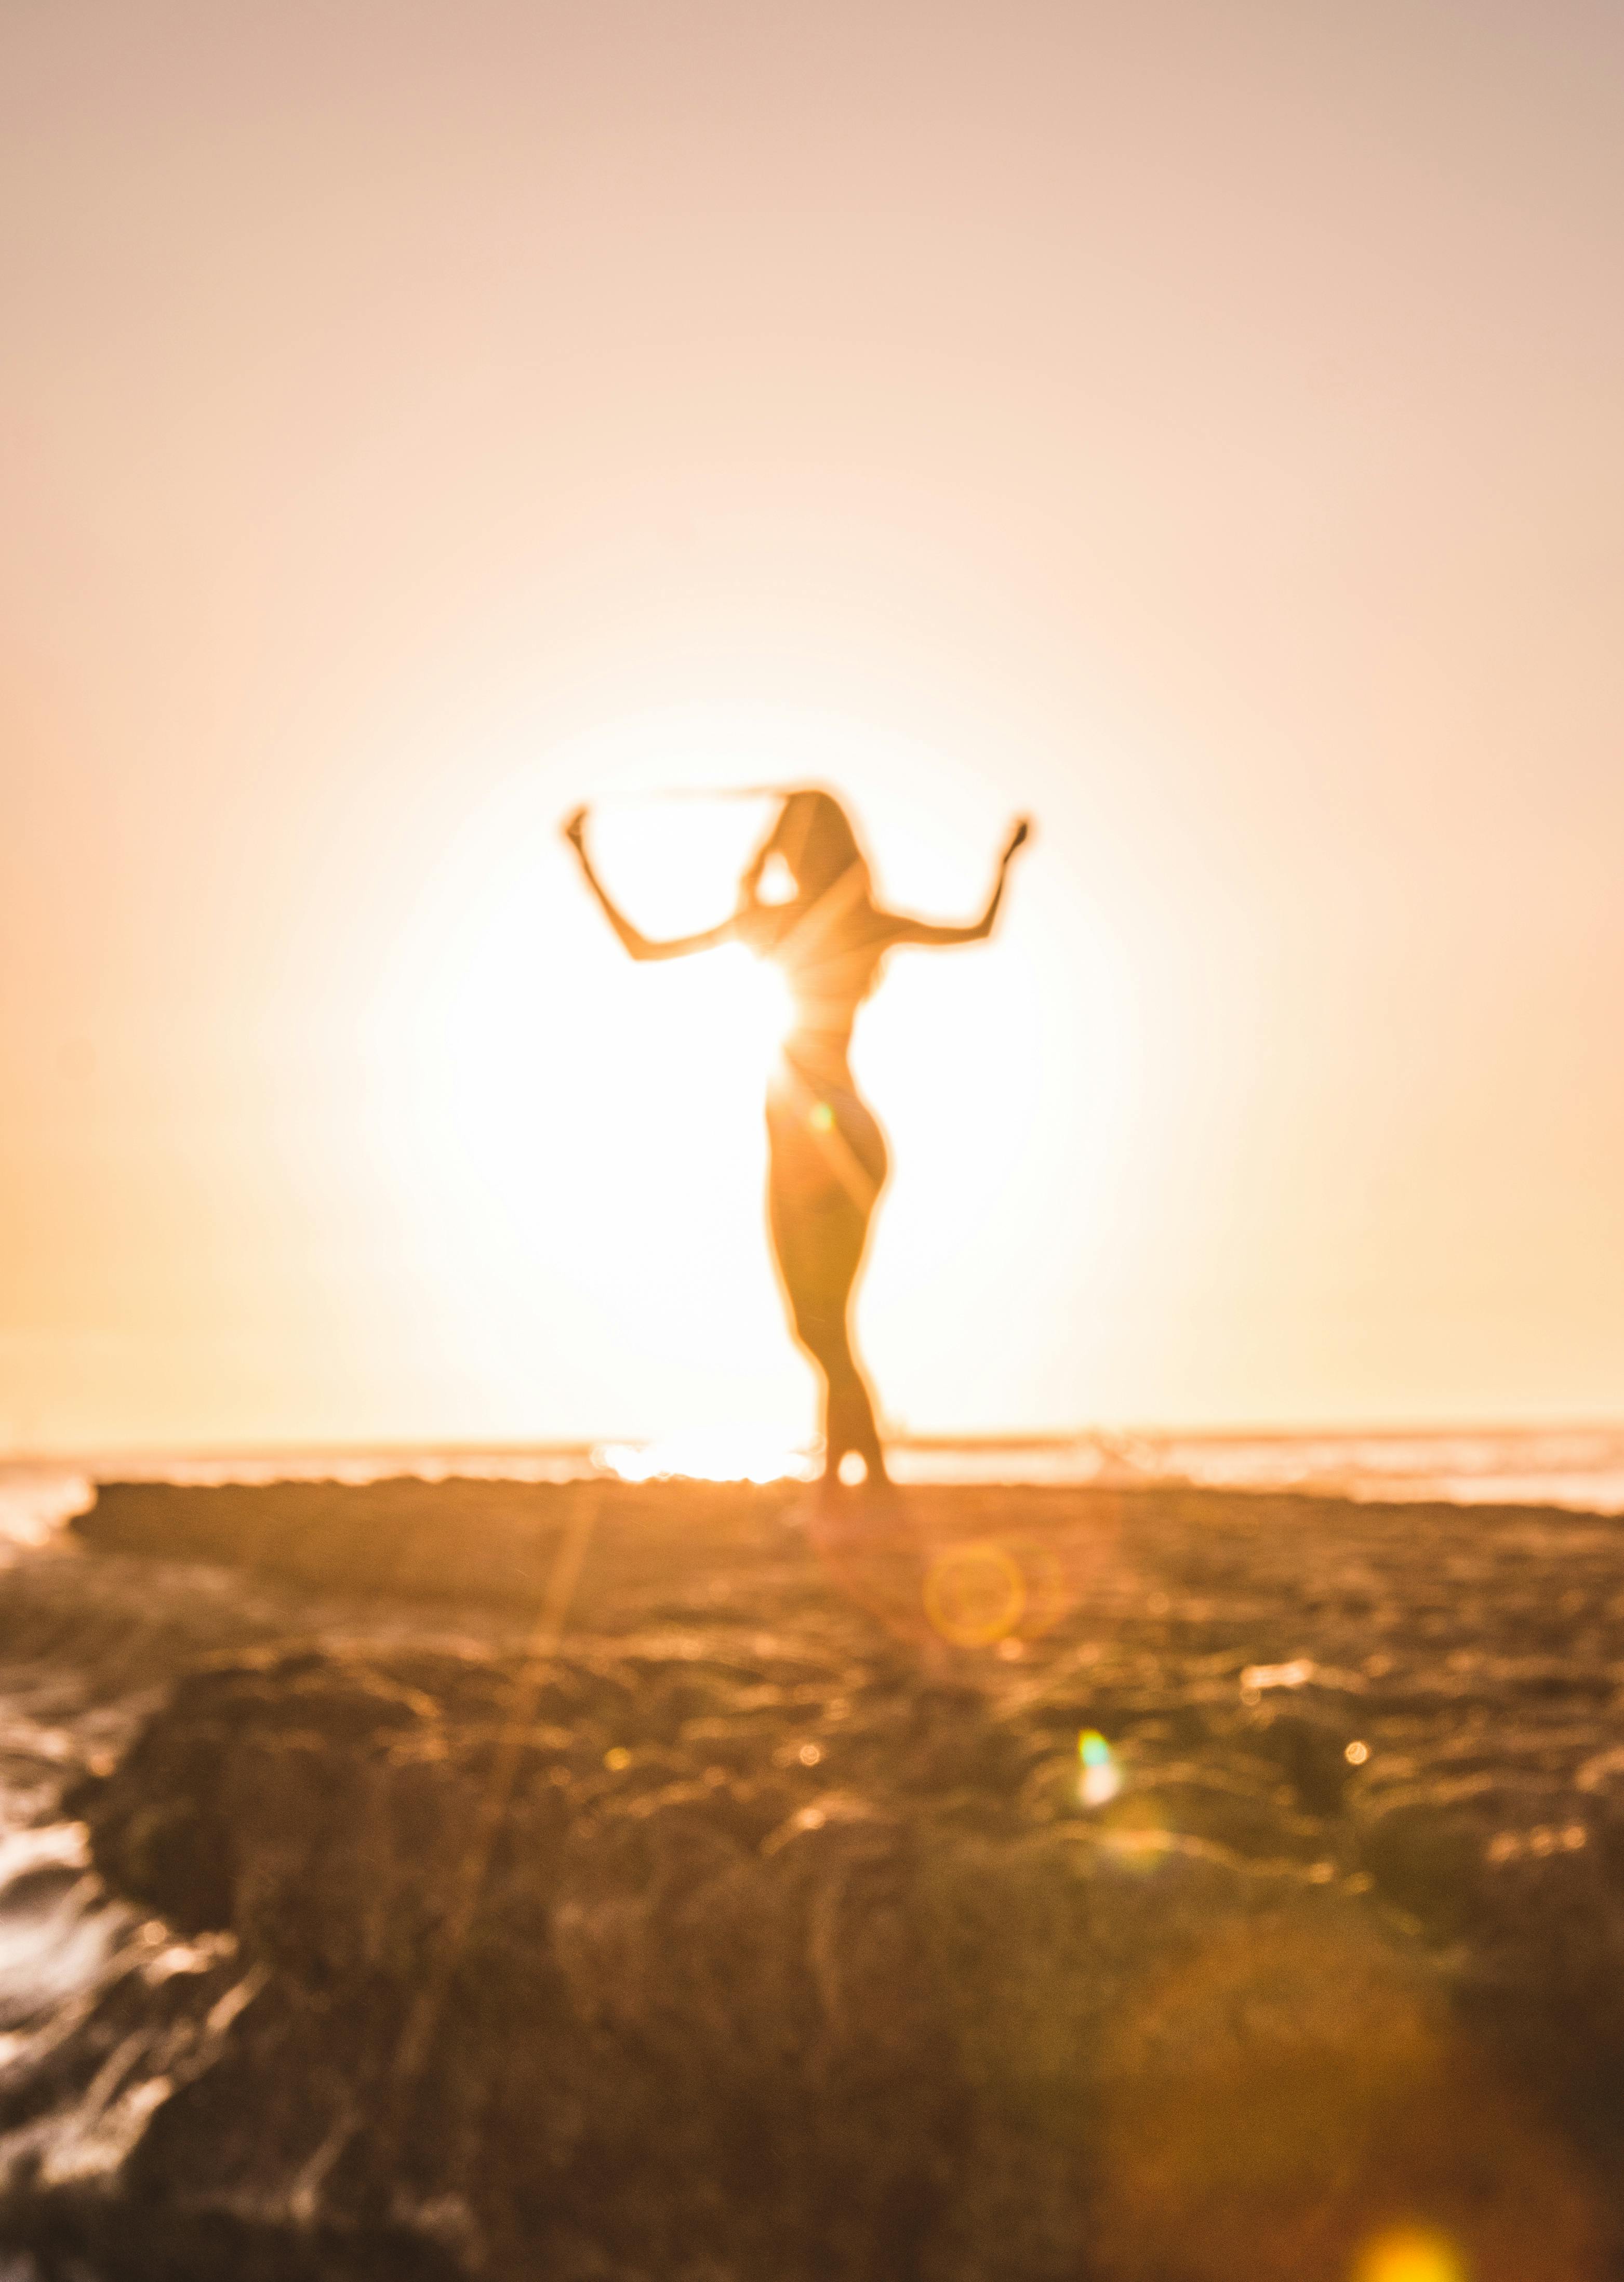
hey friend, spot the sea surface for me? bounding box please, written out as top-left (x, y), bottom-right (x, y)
top-left (3, 1423), bottom-right (1623, 1554)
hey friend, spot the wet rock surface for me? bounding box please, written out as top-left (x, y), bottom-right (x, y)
top-left (1, 1480), bottom-right (1623, 2276)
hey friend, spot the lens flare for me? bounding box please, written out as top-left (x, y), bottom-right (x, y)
top-left (923, 1541), bottom-right (1027, 1646)
top-left (1078, 1728), bottom-right (1122, 1807)
top-left (1352, 2224), bottom-right (1468, 2282)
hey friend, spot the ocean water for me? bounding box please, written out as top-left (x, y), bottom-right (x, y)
top-left (3, 1424), bottom-right (1623, 1553)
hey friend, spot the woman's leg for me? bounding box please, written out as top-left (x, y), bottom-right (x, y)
top-left (767, 1183), bottom-right (890, 1489)
top-left (815, 1306), bottom-right (889, 1489)
top-left (766, 1073), bottom-right (893, 1489)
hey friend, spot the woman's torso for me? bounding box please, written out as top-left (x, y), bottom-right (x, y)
top-left (741, 889), bottom-right (897, 1087)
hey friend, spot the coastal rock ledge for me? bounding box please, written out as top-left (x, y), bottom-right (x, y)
top-left (1, 1478), bottom-right (1622, 2280)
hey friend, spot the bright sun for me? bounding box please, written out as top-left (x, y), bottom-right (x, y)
top-left (686, 944), bottom-right (796, 1079)
top-left (361, 764), bottom-right (819, 1442)
top-left (360, 703), bottom-right (1124, 1450)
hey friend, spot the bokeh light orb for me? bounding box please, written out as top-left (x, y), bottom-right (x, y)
top-left (923, 1541), bottom-right (1027, 1646)
top-left (1077, 1728), bottom-right (1123, 1807)
top-left (1353, 2223), bottom-right (1468, 2282)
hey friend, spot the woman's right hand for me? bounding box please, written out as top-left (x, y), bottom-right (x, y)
top-left (1002, 816), bottom-right (1033, 863)
top-left (561, 804), bottom-right (589, 852)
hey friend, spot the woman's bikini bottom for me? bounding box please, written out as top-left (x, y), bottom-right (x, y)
top-left (765, 1062), bottom-right (888, 1218)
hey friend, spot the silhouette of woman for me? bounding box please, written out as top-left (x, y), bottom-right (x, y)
top-left (563, 790), bottom-right (1030, 1494)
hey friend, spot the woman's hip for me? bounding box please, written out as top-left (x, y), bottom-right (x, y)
top-left (767, 1076), bottom-right (887, 1209)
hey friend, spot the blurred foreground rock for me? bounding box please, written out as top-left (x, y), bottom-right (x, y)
top-left (1, 1479), bottom-right (1622, 2278)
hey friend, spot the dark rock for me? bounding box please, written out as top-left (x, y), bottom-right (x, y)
top-left (5, 1478), bottom-right (1624, 2277)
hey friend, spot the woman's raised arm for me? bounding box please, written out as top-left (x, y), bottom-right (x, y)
top-left (561, 807), bottom-right (736, 962)
top-left (885, 817), bottom-right (1032, 948)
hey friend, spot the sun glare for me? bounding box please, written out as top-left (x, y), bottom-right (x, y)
top-left (697, 944), bottom-right (796, 1079)
top-left (594, 1430), bottom-right (813, 1484)
top-left (361, 704), bottom-right (1124, 1443)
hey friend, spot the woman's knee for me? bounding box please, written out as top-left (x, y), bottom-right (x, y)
top-left (791, 1306), bottom-right (853, 1375)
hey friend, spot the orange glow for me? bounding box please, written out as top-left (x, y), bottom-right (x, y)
top-left (2, 6), bottom-right (1620, 1451)
top-left (923, 1542), bottom-right (1028, 1647)
top-left (1352, 2226), bottom-right (1468, 2282)
top-left (594, 1430), bottom-right (811, 1486)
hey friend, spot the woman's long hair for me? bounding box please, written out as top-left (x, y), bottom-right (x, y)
top-left (740, 788), bottom-right (873, 914)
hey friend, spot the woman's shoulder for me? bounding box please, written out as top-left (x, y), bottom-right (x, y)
top-left (734, 901), bottom-right (783, 954)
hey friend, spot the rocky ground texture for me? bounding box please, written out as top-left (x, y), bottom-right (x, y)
top-left (0, 1477), bottom-right (1622, 2278)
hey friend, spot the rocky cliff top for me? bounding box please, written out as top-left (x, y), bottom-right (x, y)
top-left (0, 1477), bottom-right (1619, 2279)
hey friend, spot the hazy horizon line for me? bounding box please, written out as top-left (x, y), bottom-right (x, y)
top-left (7, 1417), bottom-right (1624, 1470)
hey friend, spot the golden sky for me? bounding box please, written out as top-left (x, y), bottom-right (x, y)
top-left (3, 0), bottom-right (1621, 1451)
